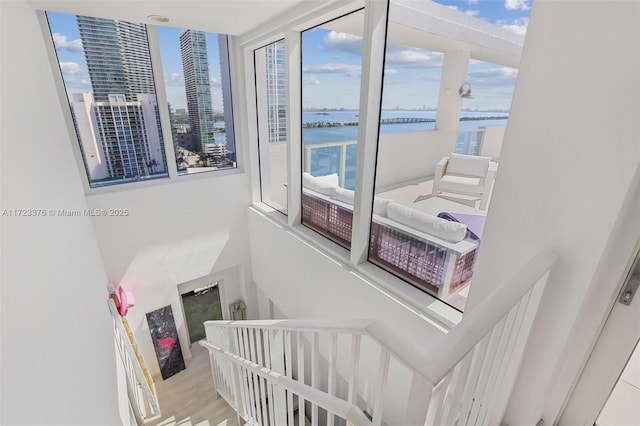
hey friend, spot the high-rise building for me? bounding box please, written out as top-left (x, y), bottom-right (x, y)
top-left (180, 29), bottom-right (216, 152)
top-left (73, 16), bottom-right (166, 184)
top-left (77, 16), bottom-right (155, 102)
top-left (204, 142), bottom-right (227, 164)
top-left (265, 40), bottom-right (286, 143)
top-left (72, 93), bottom-right (167, 182)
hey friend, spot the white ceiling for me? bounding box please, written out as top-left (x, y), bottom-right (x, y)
top-left (28, 0), bottom-right (311, 35)
top-left (28, 0), bottom-right (522, 67)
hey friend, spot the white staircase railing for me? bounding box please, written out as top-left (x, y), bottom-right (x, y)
top-left (201, 252), bottom-right (556, 425)
top-left (107, 297), bottom-right (160, 424)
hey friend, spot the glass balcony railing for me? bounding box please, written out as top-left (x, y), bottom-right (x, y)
top-left (455, 128), bottom-right (486, 155)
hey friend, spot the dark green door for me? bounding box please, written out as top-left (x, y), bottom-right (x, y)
top-left (181, 284), bottom-right (223, 343)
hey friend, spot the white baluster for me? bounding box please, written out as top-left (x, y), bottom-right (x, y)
top-left (297, 331), bottom-right (306, 426)
top-left (371, 348), bottom-right (390, 426)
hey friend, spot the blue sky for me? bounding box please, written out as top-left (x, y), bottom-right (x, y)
top-left (302, 0), bottom-right (530, 111)
top-left (48, 0), bottom-right (530, 113)
top-left (47, 12), bottom-right (224, 112)
top-left (156, 27), bottom-right (224, 112)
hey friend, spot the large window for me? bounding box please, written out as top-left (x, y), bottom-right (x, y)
top-left (255, 39), bottom-right (288, 213)
top-left (363, 1), bottom-right (524, 311)
top-left (300, 10), bottom-right (364, 248)
top-left (157, 27), bottom-right (236, 175)
top-left (46, 13), bottom-right (237, 188)
top-left (380, 44), bottom-right (443, 133)
top-left (47, 12), bottom-right (169, 187)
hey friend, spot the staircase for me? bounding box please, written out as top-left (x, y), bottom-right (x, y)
top-left (200, 253), bottom-right (556, 426)
top-left (108, 296), bottom-right (161, 424)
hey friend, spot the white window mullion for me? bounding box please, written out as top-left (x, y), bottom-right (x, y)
top-left (286, 30), bottom-right (302, 226)
top-left (244, 45), bottom-right (263, 204)
top-left (146, 24), bottom-right (178, 180)
top-left (350, 0), bottom-right (390, 266)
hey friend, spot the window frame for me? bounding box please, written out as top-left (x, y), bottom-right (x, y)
top-left (299, 8), bottom-right (367, 249)
top-left (40, 10), bottom-right (243, 196)
top-left (254, 38), bottom-right (289, 215)
top-left (242, 1), bottom-right (464, 327)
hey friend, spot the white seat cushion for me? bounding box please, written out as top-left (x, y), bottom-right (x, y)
top-left (373, 197), bottom-right (391, 217)
top-left (313, 173), bottom-right (339, 187)
top-left (302, 172), bottom-right (338, 197)
top-left (439, 175), bottom-right (484, 195)
top-left (387, 202), bottom-right (467, 243)
top-left (447, 153), bottom-right (491, 178)
top-left (335, 188), bottom-right (390, 217)
top-left (335, 187), bottom-right (354, 204)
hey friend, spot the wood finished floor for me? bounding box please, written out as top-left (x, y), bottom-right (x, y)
top-left (146, 343), bottom-right (241, 426)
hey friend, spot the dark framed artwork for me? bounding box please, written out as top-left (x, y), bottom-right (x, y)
top-left (146, 305), bottom-right (185, 379)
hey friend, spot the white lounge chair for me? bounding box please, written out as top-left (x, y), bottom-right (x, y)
top-left (432, 153), bottom-right (498, 210)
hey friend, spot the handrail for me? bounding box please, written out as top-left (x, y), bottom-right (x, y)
top-left (204, 318), bottom-right (374, 333)
top-left (420, 252), bottom-right (556, 383)
top-left (206, 252), bottom-right (556, 389)
top-left (357, 252), bottom-right (556, 386)
top-left (107, 298), bottom-right (160, 421)
top-left (200, 340), bottom-right (372, 426)
top-left (303, 140), bottom-right (356, 150)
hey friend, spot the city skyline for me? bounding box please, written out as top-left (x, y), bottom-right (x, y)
top-left (48, 0), bottom-right (529, 112)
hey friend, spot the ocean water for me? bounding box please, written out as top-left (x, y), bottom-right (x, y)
top-left (210, 110), bottom-right (507, 189)
top-left (302, 110), bottom-right (508, 144)
top-left (301, 110), bottom-right (508, 189)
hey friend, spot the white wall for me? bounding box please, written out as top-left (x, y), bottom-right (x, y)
top-left (247, 208), bottom-right (445, 340)
top-left (0, 2), bottom-right (120, 424)
top-left (478, 125), bottom-right (505, 160)
top-left (376, 130), bottom-right (453, 189)
top-left (248, 208), bottom-right (449, 421)
top-left (466, 1), bottom-right (640, 424)
top-left (86, 172), bottom-right (254, 375)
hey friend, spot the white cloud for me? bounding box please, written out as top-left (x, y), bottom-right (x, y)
top-left (505, 0), bottom-right (530, 11)
top-left (210, 76), bottom-right (220, 87)
top-left (52, 33), bottom-right (83, 53)
top-left (304, 76), bottom-right (321, 85)
top-left (59, 61), bottom-right (91, 89)
top-left (60, 61), bottom-right (84, 75)
top-left (468, 67), bottom-right (518, 86)
top-left (322, 31), bottom-right (363, 55)
top-left (444, 5), bottom-right (479, 17)
top-left (303, 64), bottom-right (361, 77)
top-left (468, 0), bottom-right (478, 4)
top-left (165, 72), bottom-right (184, 86)
top-left (385, 47), bottom-right (444, 69)
top-left (496, 17), bottom-right (529, 36)
top-left (384, 69), bottom-right (397, 76)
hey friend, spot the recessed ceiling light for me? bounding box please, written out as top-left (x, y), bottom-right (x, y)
top-left (147, 15), bottom-right (170, 23)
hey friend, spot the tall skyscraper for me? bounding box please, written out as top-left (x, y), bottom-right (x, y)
top-left (72, 15), bottom-right (166, 184)
top-left (180, 29), bottom-right (216, 152)
top-left (77, 16), bottom-right (155, 102)
top-left (265, 40), bottom-right (287, 143)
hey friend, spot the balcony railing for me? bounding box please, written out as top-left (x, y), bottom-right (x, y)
top-left (455, 128), bottom-right (486, 155)
top-left (302, 127), bottom-right (492, 190)
top-left (303, 141), bottom-right (354, 189)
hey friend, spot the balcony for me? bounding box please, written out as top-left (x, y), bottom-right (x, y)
top-left (260, 125), bottom-right (504, 311)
